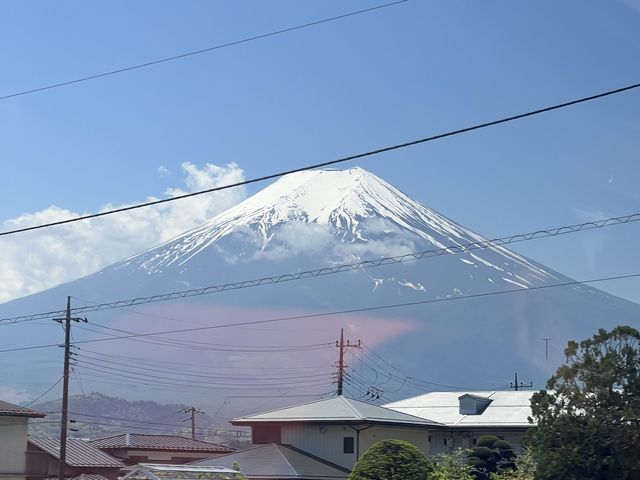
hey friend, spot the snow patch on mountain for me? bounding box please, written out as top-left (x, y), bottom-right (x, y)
top-left (118, 167), bottom-right (557, 288)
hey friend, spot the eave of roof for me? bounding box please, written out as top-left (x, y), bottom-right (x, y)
top-left (0, 400), bottom-right (45, 418)
top-left (231, 396), bottom-right (443, 427)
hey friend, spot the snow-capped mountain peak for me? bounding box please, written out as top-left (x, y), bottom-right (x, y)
top-left (122, 167), bottom-right (552, 283)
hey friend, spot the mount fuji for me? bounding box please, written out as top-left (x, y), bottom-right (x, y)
top-left (2, 167), bottom-right (638, 413)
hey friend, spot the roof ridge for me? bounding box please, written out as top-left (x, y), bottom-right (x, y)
top-left (275, 444), bottom-right (298, 475)
top-left (231, 396), bottom-right (331, 421)
top-left (339, 396), bottom-right (365, 420)
top-left (282, 444), bottom-right (351, 474)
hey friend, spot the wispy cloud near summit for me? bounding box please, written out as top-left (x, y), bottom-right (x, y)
top-left (0, 162), bottom-right (246, 303)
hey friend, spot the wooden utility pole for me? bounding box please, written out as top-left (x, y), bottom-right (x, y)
top-left (54, 296), bottom-right (87, 480)
top-left (509, 372), bottom-right (532, 391)
top-left (182, 406), bottom-right (204, 439)
top-left (336, 328), bottom-right (361, 396)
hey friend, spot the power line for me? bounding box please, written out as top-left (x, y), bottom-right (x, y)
top-left (1, 272), bottom-right (638, 355)
top-left (24, 377), bottom-right (63, 407)
top-left (1, 82), bottom-right (639, 238)
top-left (79, 348), bottom-right (327, 371)
top-left (0, 1), bottom-right (407, 103)
top-left (3, 211), bottom-right (638, 325)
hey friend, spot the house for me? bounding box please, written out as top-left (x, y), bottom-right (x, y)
top-left (230, 395), bottom-right (443, 470)
top-left (0, 400), bottom-right (45, 480)
top-left (384, 390), bottom-right (536, 454)
top-left (191, 443), bottom-right (350, 480)
top-left (89, 434), bottom-right (235, 465)
top-left (26, 437), bottom-right (125, 480)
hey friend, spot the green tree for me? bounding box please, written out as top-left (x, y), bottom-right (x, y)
top-left (527, 325), bottom-right (640, 480)
top-left (490, 448), bottom-right (536, 480)
top-left (467, 435), bottom-right (516, 479)
top-left (230, 461), bottom-right (248, 480)
top-left (348, 439), bottom-right (430, 480)
top-left (427, 449), bottom-right (474, 480)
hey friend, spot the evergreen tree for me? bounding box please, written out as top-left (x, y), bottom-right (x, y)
top-left (527, 325), bottom-right (640, 480)
top-left (348, 439), bottom-right (430, 480)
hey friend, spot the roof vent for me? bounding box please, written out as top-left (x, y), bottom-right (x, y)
top-left (458, 394), bottom-right (492, 415)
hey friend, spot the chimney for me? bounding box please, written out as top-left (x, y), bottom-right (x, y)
top-left (125, 432), bottom-right (131, 446)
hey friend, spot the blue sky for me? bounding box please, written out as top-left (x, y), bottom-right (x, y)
top-left (1, 0), bottom-right (640, 303)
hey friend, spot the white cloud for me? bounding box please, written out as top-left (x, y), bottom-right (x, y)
top-left (0, 162), bottom-right (245, 303)
top-left (0, 385), bottom-right (30, 404)
top-left (157, 165), bottom-right (171, 176)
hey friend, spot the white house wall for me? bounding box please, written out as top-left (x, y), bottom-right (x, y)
top-left (429, 429), bottom-right (527, 455)
top-left (0, 417), bottom-right (28, 480)
top-left (359, 426), bottom-right (429, 458)
top-left (281, 424), bottom-right (432, 470)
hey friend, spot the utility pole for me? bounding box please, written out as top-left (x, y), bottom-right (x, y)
top-left (542, 338), bottom-right (551, 362)
top-left (182, 406), bottom-right (204, 439)
top-left (53, 296), bottom-right (87, 480)
top-left (336, 328), bottom-right (361, 396)
top-left (509, 372), bottom-right (533, 391)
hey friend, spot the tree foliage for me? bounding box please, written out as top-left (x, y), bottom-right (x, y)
top-left (427, 449), bottom-right (474, 480)
top-left (490, 448), bottom-right (536, 480)
top-left (527, 325), bottom-right (640, 480)
top-left (467, 435), bottom-right (516, 479)
top-left (348, 439), bottom-right (430, 480)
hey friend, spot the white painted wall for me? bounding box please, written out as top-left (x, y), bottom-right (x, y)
top-left (429, 429), bottom-right (527, 455)
top-left (0, 416), bottom-right (29, 480)
top-left (281, 424), bottom-right (432, 470)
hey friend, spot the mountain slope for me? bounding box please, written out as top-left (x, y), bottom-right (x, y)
top-left (1, 167), bottom-right (638, 416)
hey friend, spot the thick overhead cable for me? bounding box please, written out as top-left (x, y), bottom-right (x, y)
top-left (1, 272), bottom-right (638, 355)
top-left (1, 82), bottom-right (639, 238)
top-left (0, 1), bottom-right (407, 102)
top-left (2, 212), bottom-right (637, 324)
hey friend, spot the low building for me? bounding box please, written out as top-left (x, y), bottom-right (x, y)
top-left (384, 390), bottom-right (536, 454)
top-left (89, 434), bottom-right (235, 466)
top-left (191, 443), bottom-right (350, 480)
top-left (120, 464), bottom-right (238, 480)
top-left (0, 400), bottom-right (45, 480)
top-left (27, 437), bottom-right (125, 480)
top-left (230, 395), bottom-right (443, 470)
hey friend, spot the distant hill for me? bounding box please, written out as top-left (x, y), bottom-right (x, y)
top-left (30, 392), bottom-right (249, 448)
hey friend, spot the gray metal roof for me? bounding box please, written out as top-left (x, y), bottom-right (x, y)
top-left (191, 444), bottom-right (349, 479)
top-left (231, 396), bottom-right (442, 427)
top-left (384, 390), bottom-right (536, 428)
top-left (0, 400), bottom-right (45, 418)
top-left (29, 437), bottom-right (125, 468)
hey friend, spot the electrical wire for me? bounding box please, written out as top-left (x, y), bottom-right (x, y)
top-left (1, 272), bottom-right (638, 355)
top-left (24, 377), bottom-right (63, 407)
top-left (1, 82), bottom-right (638, 238)
top-left (0, 1), bottom-right (407, 102)
top-left (3, 211), bottom-right (638, 325)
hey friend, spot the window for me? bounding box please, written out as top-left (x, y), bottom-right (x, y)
top-left (343, 436), bottom-right (355, 454)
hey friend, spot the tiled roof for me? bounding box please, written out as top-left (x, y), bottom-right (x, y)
top-left (29, 437), bottom-right (125, 468)
top-left (231, 395), bottom-right (442, 427)
top-left (0, 400), bottom-right (45, 418)
top-left (191, 444), bottom-right (349, 479)
top-left (384, 390), bottom-right (536, 428)
top-left (90, 434), bottom-right (235, 453)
